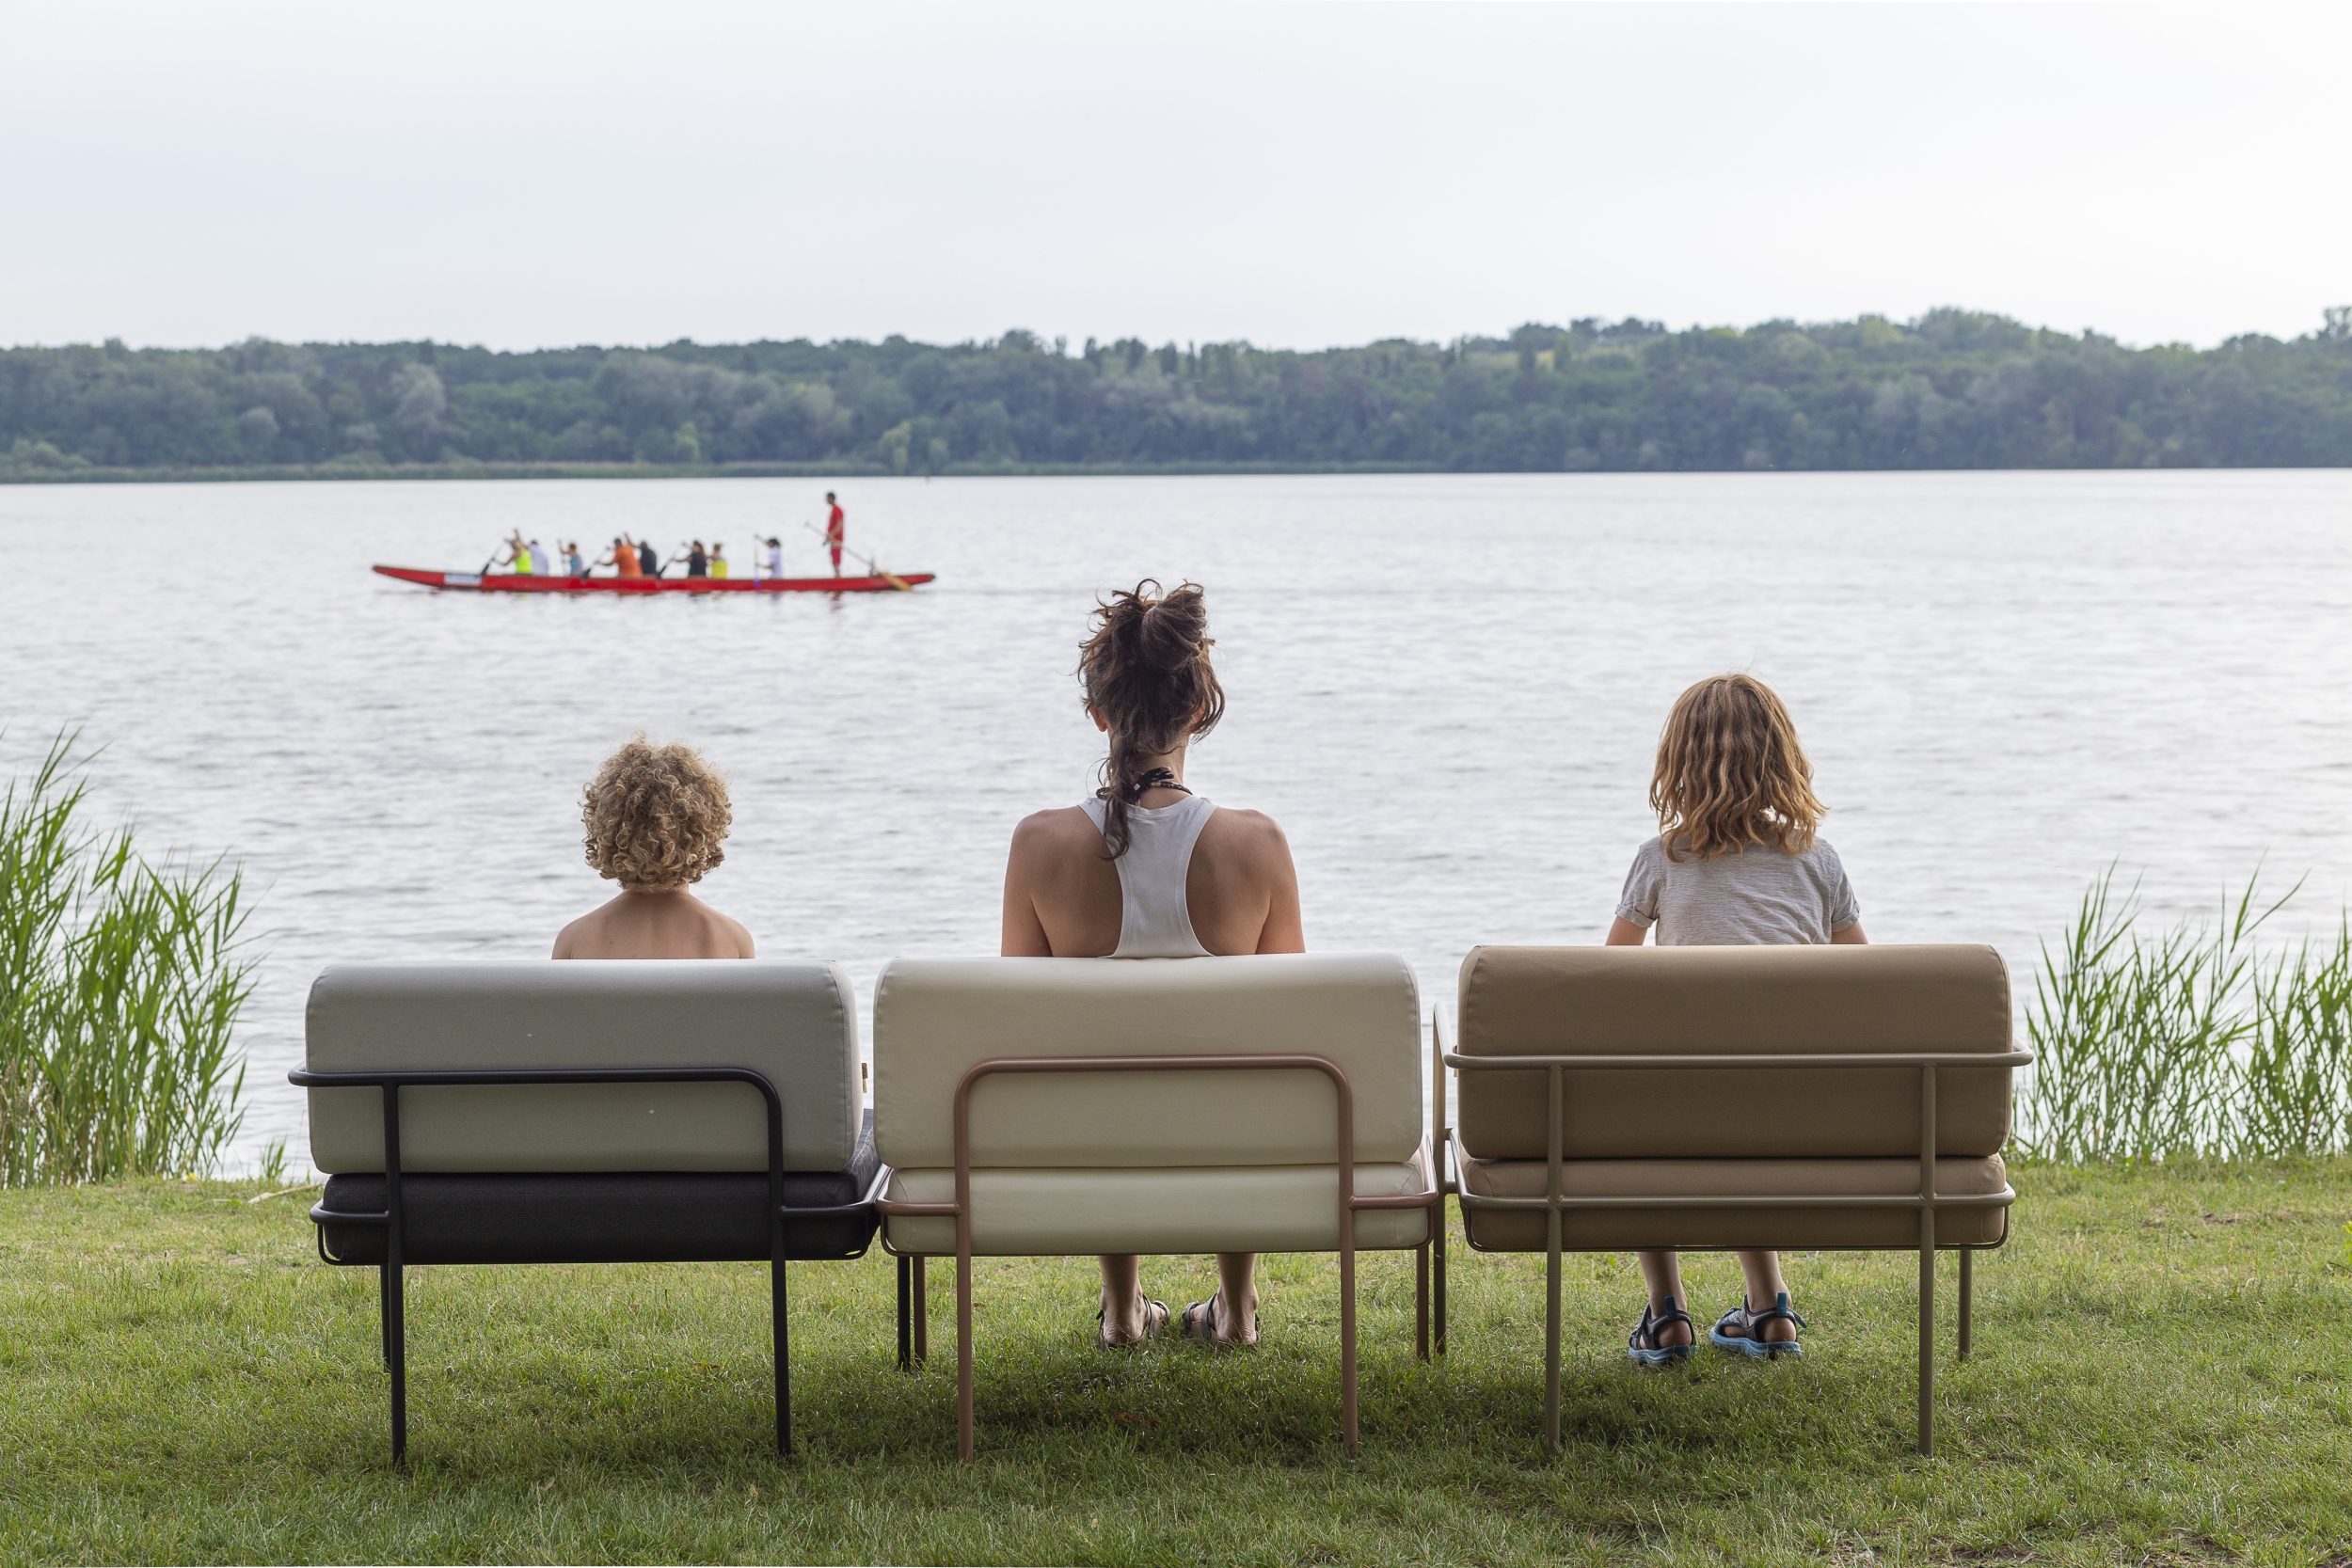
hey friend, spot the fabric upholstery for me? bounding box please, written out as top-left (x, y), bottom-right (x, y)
top-left (307, 959), bottom-right (862, 1174)
top-left (1455, 1153), bottom-right (2010, 1250)
top-left (1454, 944), bottom-right (2013, 1160)
top-left (872, 953), bottom-right (1422, 1169)
top-left (882, 1147), bottom-right (1434, 1255)
top-left (317, 1115), bottom-right (881, 1265)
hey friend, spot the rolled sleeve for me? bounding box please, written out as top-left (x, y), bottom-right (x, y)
top-left (1614, 840), bottom-right (1665, 928)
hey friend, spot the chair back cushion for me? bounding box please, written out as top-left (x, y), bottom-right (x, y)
top-left (872, 953), bottom-right (1422, 1169)
top-left (306, 959), bottom-right (860, 1174)
top-left (1454, 944), bottom-right (2012, 1160)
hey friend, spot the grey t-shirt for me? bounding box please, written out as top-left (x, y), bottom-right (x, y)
top-left (1614, 835), bottom-right (1860, 946)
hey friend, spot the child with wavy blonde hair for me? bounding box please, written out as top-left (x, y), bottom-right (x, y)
top-left (553, 737), bottom-right (755, 959)
top-left (1607, 673), bottom-right (1867, 1365)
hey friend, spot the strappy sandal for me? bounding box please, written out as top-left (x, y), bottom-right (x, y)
top-left (1095, 1297), bottom-right (1169, 1348)
top-left (1710, 1291), bottom-right (1807, 1359)
top-left (1181, 1292), bottom-right (1257, 1347)
top-left (1627, 1295), bottom-right (1697, 1366)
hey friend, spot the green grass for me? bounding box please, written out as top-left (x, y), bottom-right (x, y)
top-left (5, 1166), bottom-right (2351, 1565)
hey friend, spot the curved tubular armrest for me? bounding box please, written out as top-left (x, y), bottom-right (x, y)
top-left (1443, 1050), bottom-right (2035, 1070)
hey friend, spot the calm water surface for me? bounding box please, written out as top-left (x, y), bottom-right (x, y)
top-left (3, 471), bottom-right (2347, 1172)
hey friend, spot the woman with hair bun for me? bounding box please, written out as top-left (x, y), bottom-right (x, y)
top-left (1000, 579), bottom-right (1303, 1347)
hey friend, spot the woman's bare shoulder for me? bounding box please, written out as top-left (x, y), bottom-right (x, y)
top-left (1200, 804), bottom-right (1293, 863)
top-left (1009, 805), bottom-right (1101, 852)
top-left (1206, 803), bottom-right (1287, 840)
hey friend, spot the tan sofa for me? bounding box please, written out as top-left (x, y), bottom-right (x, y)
top-left (872, 952), bottom-right (1439, 1459)
top-left (1444, 943), bottom-right (2027, 1455)
top-left (297, 959), bottom-right (884, 1463)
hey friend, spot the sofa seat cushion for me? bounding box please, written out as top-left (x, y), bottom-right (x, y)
top-left (317, 1113), bottom-right (881, 1265)
top-left (883, 1151), bottom-right (1433, 1256)
top-left (1455, 1153), bottom-right (2010, 1251)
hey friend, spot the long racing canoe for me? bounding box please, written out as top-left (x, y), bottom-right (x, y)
top-left (374, 565), bottom-right (934, 594)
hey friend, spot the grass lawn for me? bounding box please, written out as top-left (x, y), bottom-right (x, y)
top-left (3, 1164), bottom-right (2349, 1566)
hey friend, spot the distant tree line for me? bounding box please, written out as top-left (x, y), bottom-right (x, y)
top-left (5, 308), bottom-right (2351, 477)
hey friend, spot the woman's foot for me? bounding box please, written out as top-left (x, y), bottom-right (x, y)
top-left (1627, 1295), bottom-right (1696, 1366)
top-left (1181, 1291), bottom-right (1258, 1346)
top-left (1710, 1291), bottom-right (1806, 1358)
top-left (1096, 1295), bottom-right (1169, 1347)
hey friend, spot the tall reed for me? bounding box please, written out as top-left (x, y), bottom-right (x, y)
top-left (2023, 869), bottom-right (2352, 1163)
top-left (0, 736), bottom-right (255, 1184)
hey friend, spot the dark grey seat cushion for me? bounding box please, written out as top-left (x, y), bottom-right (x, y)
top-left (317, 1112), bottom-right (881, 1265)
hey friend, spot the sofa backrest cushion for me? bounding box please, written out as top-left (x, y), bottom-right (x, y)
top-left (306, 959), bottom-right (860, 1174)
top-left (1454, 944), bottom-right (2011, 1160)
top-left (873, 953), bottom-right (1422, 1169)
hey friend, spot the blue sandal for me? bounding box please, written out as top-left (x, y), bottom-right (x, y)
top-left (1627, 1296), bottom-right (1697, 1366)
top-left (1710, 1291), bottom-right (1807, 1358)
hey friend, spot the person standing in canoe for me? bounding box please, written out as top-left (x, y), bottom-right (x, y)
top-left (823, 492), bottom-right (845, 578)
top-left (764, 536), bottom-right (784, 582)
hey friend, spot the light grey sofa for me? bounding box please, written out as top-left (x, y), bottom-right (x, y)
top-left (296, 958), bottom-right (884, 1462)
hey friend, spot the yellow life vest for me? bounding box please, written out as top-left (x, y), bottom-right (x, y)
top-left (711, 558), bottom-right (729, 578)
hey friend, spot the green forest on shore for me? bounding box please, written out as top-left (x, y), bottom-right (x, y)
top-left (5, 308), bottom-right (2351, 481)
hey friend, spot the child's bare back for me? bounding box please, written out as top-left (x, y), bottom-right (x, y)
top-left (554, 886), bottom-right (753, 958)
top-left (552, 737), bottom-right (755, 960)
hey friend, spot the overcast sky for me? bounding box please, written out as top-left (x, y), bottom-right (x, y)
top-left (2, 2), bottom-right (2345, 353)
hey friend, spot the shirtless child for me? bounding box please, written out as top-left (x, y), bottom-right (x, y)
top-left (553, 737), bottom-right (755, 959)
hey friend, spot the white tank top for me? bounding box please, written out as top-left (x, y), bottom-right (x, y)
top-left (1077, 794), bottom-right (1216, 958)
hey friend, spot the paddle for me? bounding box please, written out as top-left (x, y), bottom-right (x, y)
top-left (803, 520), bottom-right (913, 592)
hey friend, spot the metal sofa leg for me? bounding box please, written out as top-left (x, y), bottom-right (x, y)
top-left (1342, 1236), bottom-right (1359, 1456)
top-left (1416, 1243), bottom-right (1430, 1361)
top-left (1918, 1219), bottom-right (1936, 1457)
top-left (385, 1258), bottom-right (407, 1466)
top-left (1544, 1212), bottom-right (1563, 1454)
top-left (913, 1256), bottom-right (929, 1367)
top-left (898, 1255), bottom-right (913, 1372)
top-left (956, 1252), bottom-right (975, 1463)
top-left (1433, 1191), bottom-right (1447, 1356)
top-left (772, 1252), bottom-right (791, 1458)
top-left (1958, 1248), bottom-right (1973, 1361)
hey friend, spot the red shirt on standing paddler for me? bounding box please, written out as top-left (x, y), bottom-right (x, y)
top-left (824, 492), bottom-right (845, 577)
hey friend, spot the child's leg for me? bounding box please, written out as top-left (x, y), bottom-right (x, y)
top-left (1637, 1249), bottom-right (1693, 1345)
top-left (1734, 1249), bottom-right (1797, 1342)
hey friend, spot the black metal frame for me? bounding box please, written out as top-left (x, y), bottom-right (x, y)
top-left (1437, 1017), bottom-right (2032, 1457)
top-left (291, 1064), bottom-right (883, 1465)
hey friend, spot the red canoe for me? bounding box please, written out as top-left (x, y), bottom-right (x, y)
top-left (374, 565), bottom-right (935, 594)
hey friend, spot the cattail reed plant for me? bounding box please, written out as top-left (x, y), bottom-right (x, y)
top-left (0, 736), bottom-right (255, 1185)
top-left (2024, 868), bottom-right (2352, 1163)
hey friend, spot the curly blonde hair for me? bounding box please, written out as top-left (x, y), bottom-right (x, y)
top-left (580, 737), bottom-right (732, 888)
top-left (1650, 674), bottom-right (1826, 862)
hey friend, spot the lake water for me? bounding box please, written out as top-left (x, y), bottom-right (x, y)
top-left (3, 470), bottom-right (2348, 1175)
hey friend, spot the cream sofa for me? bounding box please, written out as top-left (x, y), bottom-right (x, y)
top-left (1444, 943), bottom-right (2027, 1456)
top-left (298, 958), bottom-right (884, 1463)
top-left (872, 952), bottom-right (1439, 1459)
